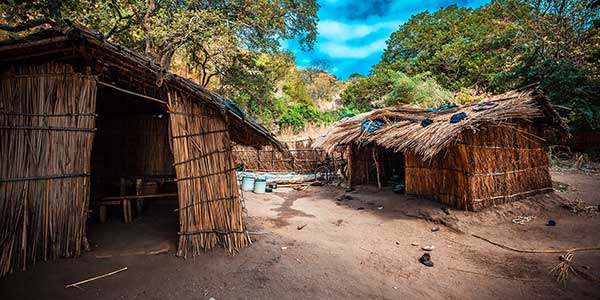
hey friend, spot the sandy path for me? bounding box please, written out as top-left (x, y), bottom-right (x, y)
top-left (0, 171), bottom-right (599, 299)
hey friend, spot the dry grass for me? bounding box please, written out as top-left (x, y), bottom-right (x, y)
top-left (315, 90), bottom-right (566, 160)
top-left (550, 252), bottom-right (575, 285)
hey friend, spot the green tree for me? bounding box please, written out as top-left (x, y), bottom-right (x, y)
top-left (340, 72), bottom-right (393, 109)
top-left (385, 72), bottom-right (454, 107)
top-left (1, 0), bottom-right (319, 87)
top-left (375, 0), bottom-right (600, 128)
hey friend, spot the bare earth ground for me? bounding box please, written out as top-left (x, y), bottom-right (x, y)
top-left (1, 170), bottom-right (599, 300)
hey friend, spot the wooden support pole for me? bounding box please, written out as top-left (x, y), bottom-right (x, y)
top-left (346, 145), bottom-right (353, 188)
top-left (272, 149), bottom-right (275, 171)
top-left (135, 178), bottom-right (143, 217)
top-left (120, 178), bottom-right (131, 224)
top-left (99, 205), bottom-right (107, 224)
top-left (256, 148), bottom-right (261, 171)
top-left (372, 146), bottom-right (382, 192)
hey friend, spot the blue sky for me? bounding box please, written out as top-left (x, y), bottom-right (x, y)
top-left (284, 0), bottom-right (490, 80)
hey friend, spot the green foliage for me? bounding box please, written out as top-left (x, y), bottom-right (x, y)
top-left (375, 0), bottom-right (600, 128)
top-left (279, 102), bottom-right (326, 131)
top-left (282, 69), bottom-right (314, 105)
top-left (340, 70), bottom-right (453, 110)
top-left (385, 72), bottom-right (454, 107)
top-left (492, 58), bottom-right (600, 129)
top-left (340, 72), bottom-right (393, 109)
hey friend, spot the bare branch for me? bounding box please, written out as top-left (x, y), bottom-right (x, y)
top-left (105, 14), bottom-right (134, 39)
top-left (0, 18), bottom-right (56, 33)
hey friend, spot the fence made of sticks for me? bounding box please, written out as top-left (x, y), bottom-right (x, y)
top-left (233, 139), bottom-right (340, 174)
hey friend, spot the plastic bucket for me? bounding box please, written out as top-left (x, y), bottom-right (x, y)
top-left (253, 178), bottom-right (267, 194)
top-left (241, 176), bottom-right (255, 191)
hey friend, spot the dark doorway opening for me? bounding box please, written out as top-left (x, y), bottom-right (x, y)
top-left (351, 145), bottom-right (405, 188)
top-left (87, 85), bottom-right (178, 254)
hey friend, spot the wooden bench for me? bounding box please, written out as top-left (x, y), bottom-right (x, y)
top-left (92, 193), bottom-right (178, 223)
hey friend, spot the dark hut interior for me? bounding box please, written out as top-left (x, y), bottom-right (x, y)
top-left (349, 144), bottom-right (405, 188)
top-left (90, 85), bottom-right (178, 226)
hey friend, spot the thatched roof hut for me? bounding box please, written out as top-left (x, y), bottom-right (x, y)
top-left (0, 24), bottom-right (282, 276)
top-left (316, 90), bottom-right (567, 211)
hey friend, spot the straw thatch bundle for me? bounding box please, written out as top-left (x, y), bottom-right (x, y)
top-left (315, 90), bottom-right (565, 160)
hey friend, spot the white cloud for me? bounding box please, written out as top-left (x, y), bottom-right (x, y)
top-left (318, 20), bottom-right (402, 42)
top-left (320, 38), bottom-right (388, 59)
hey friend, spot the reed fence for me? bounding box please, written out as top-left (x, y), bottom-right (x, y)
top-left (233, 139), bottom-right (341, 174)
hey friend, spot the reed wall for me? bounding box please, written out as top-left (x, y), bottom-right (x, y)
top-left (0, 63), bottom-right (96, 276)
top-left (168, 90), bottom-right (250, 256)
top-left (405, 122), bottom-right (552, 210)
top-left (405, 146), bottom-right (470, 209)
top-left (460, 123), bottom-right (552, 210)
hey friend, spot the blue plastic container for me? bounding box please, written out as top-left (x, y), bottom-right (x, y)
top-left (241, 176), bottom-right (255, 191)
top-left (253, 178), bottom-right (267, 194)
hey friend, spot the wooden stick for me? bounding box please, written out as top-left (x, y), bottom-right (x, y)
top-left (372, 146), bottom-right (381, 191)
top-left (346, 145), bottom-right (353, 188)
top-left (97, 81), bottom-right (167, 106)
top-left (472, 234), bottom-right (600, 253)
top-left (65, 267), bottom-right (128, 288)
top-left (447, 267), bottom-right (542, 281)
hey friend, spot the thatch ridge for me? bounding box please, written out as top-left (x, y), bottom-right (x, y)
top-left (0, 24), bottom-right (284, 151)
top-left (315, 90), bottom-right (567, 159)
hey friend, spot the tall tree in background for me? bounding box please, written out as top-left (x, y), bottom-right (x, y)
top-left (1, 0), bottom-right (318, 85)
top-left (374, 0), bottom-right (599, 128)
top-left (1, 0), bottom-right (320, 127)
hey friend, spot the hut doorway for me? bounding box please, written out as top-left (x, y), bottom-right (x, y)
top-left (350, 145), bottom-right (405, 188)
top-left (379, 148), bottom-right (405, 188)
top-left (87, 85), bottom-right (178, 249)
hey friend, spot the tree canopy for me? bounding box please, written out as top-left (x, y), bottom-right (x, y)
top-left (2, 0), bottom-right (599, 132)
top-left (370, 0), bottom-right (600, 128)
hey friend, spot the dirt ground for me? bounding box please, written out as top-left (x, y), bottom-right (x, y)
top-left (1, 170), bottom-right (599, 300)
